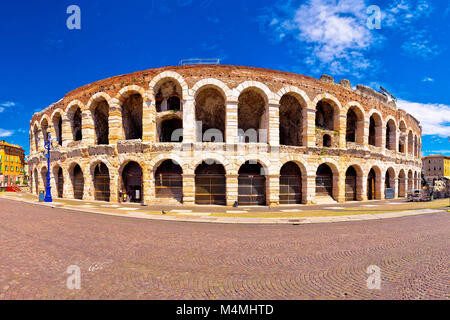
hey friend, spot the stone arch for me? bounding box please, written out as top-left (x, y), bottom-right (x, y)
top-left (235, 81), bottom-right (274, 102)
top-left (194, 84), bottom-right (226, 143)
top-left (408, 130), bottom-right (414, 155)
top-left (313, 95), bottom-right (341, 148)
top-left (117, 86), bottom-right (144, 140)
top-left (398, 120), bottom-right (407, 153)
top-left (40, 116), bottom-right (50, 143)
top-left (50, 109), bottom-right (64, 146)
top-left (345, 164), bottom-right (364, 202)
top-left (119, 160), bottom-right (144, 203)
top-left (385, 118), bottom-right (397, 151)
top-left (66, 101), bottom-right (83, 142)
top-left (238, 160), bottom-right (267, 206)
top-left (149, 71), bottom-right (189, 100)
top-left (195, 160), bottom-right (227, 205)
top-left (279, 161), bottom-right (303, 204)
top-left (68, 162), bottom-right (84, 200)
top-left (368, 110), bottom-right (383, 147)
top-left (154, 159), bottom-right (183, 203)
top-left (367, 166), bottom-right (382, 200)
top-left (191, 78), bottom-right (232, 101)
top-left (88, 94), bottom-right (111, 145)
top-left (90, 161), bottom-right (111, 202)
top-left (345, 102), bottom-right (365, 144)
top-left (52, 163), bottom-right (64, 198)
top-left (237, 86), bottom-right (269, 143)
top-left (279, 92), bottom-right (307, 147)
top-left (315, 162), bottom-right (339, 201)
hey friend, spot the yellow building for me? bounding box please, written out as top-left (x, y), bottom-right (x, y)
top-left (422, 155), bottom-right (450, 185)
top-left (0, 140), bottom-right (25, 186)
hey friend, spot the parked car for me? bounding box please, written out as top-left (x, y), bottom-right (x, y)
top-left (407, 189), bottom-right (431, 202)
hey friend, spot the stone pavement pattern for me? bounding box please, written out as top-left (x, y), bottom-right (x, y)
top-left (0, 199), bottom-right (448, 300)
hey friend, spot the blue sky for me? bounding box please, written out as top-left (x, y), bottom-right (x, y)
top-left (0, 0), bottom-right (449, 155)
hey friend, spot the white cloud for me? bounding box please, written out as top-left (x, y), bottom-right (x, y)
top-left (422, 77), bottom-right (434, 82)
top-left (401, 30), bottom-right (441, 59)
top-left (0, 129), bottom-right (14, 137)
top-left (397, 99), bottom-right (450, 137)
top-left (261, 0), bottom-right (377, 76)
top-left (0, 101), bottom-right (16, 107)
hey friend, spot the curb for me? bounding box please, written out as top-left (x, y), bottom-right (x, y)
top-left (0, 195), bottom-right (446, 225)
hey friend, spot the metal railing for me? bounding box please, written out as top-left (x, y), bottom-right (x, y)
top-left (179, 58), bottom-right (220, 66)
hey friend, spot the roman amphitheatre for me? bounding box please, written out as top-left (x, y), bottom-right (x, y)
top-left (28, 65), bottom-right (422, 207)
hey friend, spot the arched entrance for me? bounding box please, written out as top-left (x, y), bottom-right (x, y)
top-left (155, 160), bottom-right (183, 203)
top-left (345, 166), bottom-right (357, 202)
top-left (55, 166), bottom-right (64, 198)
top-left (279, 162), bottom-right (302, 204)
top-left (122, 94), bottom-right (143, 140)
top-left (385, 168), bottom-right (395, 199)
top-left (122, 162), bottom-right (143, 203)
top-left (195, 161), bottom-right (226, 205)
top-left (238, 161), bottom-right (266, 206)
top-left (93, 163), bottom-right (110, 202)
top-left (367, 168), bottom-right (377, 200)
top-left (316, 164), bottom-right (333, 198)
top-left (72, 164), bottom-right (84, 200)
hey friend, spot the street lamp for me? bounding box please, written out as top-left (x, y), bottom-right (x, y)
top-left (38, 133), bottom-right (58, 203)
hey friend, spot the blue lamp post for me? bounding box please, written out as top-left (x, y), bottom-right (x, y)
top-left (38, 133), bottom-right (58, 203)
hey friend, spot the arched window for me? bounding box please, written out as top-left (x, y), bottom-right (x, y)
top-left (238, 89), bottom-right (266, 143)
top-left (122, 94), bottom-right (143, 140)
top-left (195, 87), bottom-right (226, 143)
top-left (92, 99), bottom-right (109, 145)
top-left (279, 94), bottom-right (304, 146)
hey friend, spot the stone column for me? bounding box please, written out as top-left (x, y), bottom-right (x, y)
top-left (338, 114), bottom-right (347, 148)
top-left (226, 101), bottom-right (238, 145)
top-left (82, 111), bottom-right (95, 146)
top-left (61, 119), bottom-right (72, 147)
top-left (304, 175), bottom-right (316, 204)
top-left (143, 164), bottom-right (152, 205)
top-left (183, 99), bottom-right (196, 144)
top-left (226, 174), bottom-right (238, 206)
top-left (394, 176), bottom-right (399, 199)
top-left (267, 174), bottom-right (280, 207)
top-left (109, 168), bottom-right (119, 203)
top-left (268, 103), bottom-right (279, 147)
top-left (83, 164), bottom-right (95, 201)
top-left (108, 98), bottom-right (122, 145)
top-left (142, 94), bottom-right (156, 143)
top-left (63, 167), bottom-right (73, 199)
top-left (305, 108), bottom-right (316, 147)
top-left (182, 173), bottom-right (195, 205)
top-left (336, 171), bottom-right (345, 203)
top-left (377, 174), bottom-right (385, 200)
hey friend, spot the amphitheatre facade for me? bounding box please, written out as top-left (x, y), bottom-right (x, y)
top-left (29, 65), bottom-right (422, 206)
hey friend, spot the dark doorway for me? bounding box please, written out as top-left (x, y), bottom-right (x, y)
top-left (345, 166), bottom-right (357, 201)
top-left (160, 118), bottom-right (183, 142)
top-left (93, 100), bottom-right (109, 145)
top-left (195, 161), bottom-right (226, 205)
top-left (316, 164), bottom-right (333, 197)
top-left (367, 168), bottom-right (376, 200)
top-left (122, 162), bottom-right (143, 203)
top-left (72, 164), bottom-right (84, 200)
top-left (94, 163), bottom-right (110, 202)
top-left (238, 161), bottom-right (266, 206)
top-left (56, 167), bottom-right (64, 198)
top-left (279, 162), bottom-right (302, 204)
top-left (155, 160), bottom-right (183, 202)
top-left (122, 94), bottom-right (143, 140)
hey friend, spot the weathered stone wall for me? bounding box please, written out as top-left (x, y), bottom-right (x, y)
top-left (29, 66), bottom-right (423, 206)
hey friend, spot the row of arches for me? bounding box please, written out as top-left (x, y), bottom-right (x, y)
top-left (31, 75), bottom-right (421, 158)
top-left (31, 160), bottom-right (421, 206)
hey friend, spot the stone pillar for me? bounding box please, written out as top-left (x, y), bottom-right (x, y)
top-left (82, 111), bottom-right (95, 146)
top-left (48, 125), bottom-right (56, 143)
top-left (267, 174), bottom-right (280, 207)
top-left (109, 98), bottom-right (122, 145)
top-left (377, 174), bottom-right (385, 200)
top-left (49, 165), bottom-right (57, 199)
top-left (394, 176), bottom-right (399, 199)
top-left (305, 108), bottom-right (316, 147)
top-left (182, 173), bottom-right (195, 205)
top-left (143, 164), bottom-right (152, 205)
top-left (109, 168), bottom-right (119, 203)
top-left (356, 118), bottom-right (365, 144)
top-left (63, 167), bottom-right (73, 199)
top-left (336, 171), bottom-right (345, 203)
top-left (142, 94), bottom-right (156, 143)
top-left (183, 99), bottom-right (196, 144)
top-left (226, 101), bottom-right (238, 145)
top-left (268, 103), bottom-right (279, 147)
top-left (226, 174), bottom-right (238, 206)
top-left (61, 119), bottom-right (72, 147)
top-left (304, 175), bottom-right (316, 204)
top-left (363, 119), bottom-right (370, 149)
top-left (83, 164), bottom-right (95, 201)
top-left (338, 114), bottom-right (347, 148)
top-left (357, 171), bottom-right (366, 201)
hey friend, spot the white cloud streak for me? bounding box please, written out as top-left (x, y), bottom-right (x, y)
top-left (397, 99), bottom-right (450, 137)
top-left (0, 129), bottom-right (14, 137)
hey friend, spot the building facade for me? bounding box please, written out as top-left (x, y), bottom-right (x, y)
top-left (0, 140), bottom-right (26, 187)
top-left (28, 65), bottom-right (422, 206)
top-left (422, 155), bottom-right (450, 185)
